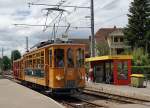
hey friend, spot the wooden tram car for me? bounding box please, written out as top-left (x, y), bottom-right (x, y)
top-left (13, 41), bottom-right (86, 94)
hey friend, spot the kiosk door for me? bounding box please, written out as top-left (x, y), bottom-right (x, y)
top-left (94, 64), bottom-right (104, 83)
top-left (105, 62), bottom-right (113, 84)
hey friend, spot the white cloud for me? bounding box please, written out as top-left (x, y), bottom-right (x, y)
top-left (0, 0), bottom-right (131, 57)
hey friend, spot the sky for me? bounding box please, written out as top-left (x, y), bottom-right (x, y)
top-left (0, 0), bottom-right (132, 57)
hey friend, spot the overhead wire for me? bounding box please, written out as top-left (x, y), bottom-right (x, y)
top-left (43, 11), bottom-right (49, 31)
top-left (66, 0), bottom-right (90, 26)
top-left (55, 11), bottom-right (64, 36)
top-left (25, 0), bottom-right (127, 39)
top-left (95, 13), bottom-right (127, 27)
top-left (46, 0), bottom-right (68, 39)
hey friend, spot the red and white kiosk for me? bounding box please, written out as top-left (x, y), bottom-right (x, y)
top-left (86, 55), bottom-right (133, 85)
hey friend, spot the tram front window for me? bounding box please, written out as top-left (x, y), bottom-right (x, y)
top-left (54, 49), bottom-right (64, 67)
top-left (67, 48), bottom-right (74, 68)
top-left (117, 61), bottom-right (128, 80)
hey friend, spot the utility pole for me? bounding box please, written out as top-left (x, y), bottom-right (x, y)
top-left (53, 24), bottom-right (56, 42)
top-left (90, 0), bottom-right (95, 57)
top-left (1, 48), bottom-right (3, 59)
top-left (1, 48), bottom-right (3, 76)
top-left (26, 37), bottom-right (29, 52)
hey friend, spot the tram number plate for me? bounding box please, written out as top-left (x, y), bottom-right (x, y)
top-left (68, 71), bottom-right (73, 76)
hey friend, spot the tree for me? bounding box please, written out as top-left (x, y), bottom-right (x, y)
top-left (1, 56), bottom-right (11, 71)
top-left (146, 31), bottom-right (150, 53)
top-left (132, 48), bottom-right (149, 66)
top-left (124, 0), bottom-right (150, 50)
top-left (96, 41), bottom-right (109, 56)
top-left (11, 50), bottom-right (21, 64)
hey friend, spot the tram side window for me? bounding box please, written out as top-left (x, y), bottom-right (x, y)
top-left (117, 61), bottom-right (128, 80)
top-left (33, 59), bottom-right (36, 68)
top-left (49, 50), bottom-right (52, 67)
top-left (77, 48), bottom-right (84, 67)
top-left (37, 59), bottom-right (41, 69)
top-left (41, 57), bottom-right (44, 69)
top-left (34, 69), bottom-right (44, 78)
top-left (67, 48), bottom-right (74, 68)
top-left (29, 59), bottom-right (32, 68)
top-left (54, 49), bottom-right (64, 67)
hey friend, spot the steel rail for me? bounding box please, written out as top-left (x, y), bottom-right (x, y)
top-left (83, 88), bottom-right (150, 107)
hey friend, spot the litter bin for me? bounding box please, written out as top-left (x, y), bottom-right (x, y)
top-left (130, 74), bottom-right (145, 88)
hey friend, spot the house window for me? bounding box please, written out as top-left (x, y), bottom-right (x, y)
top-left (120, 37), bottom-right (124, 42)
top-left (117, 49), bottom-right (124, 54)
top-left (114, 37), bottom-right (118, 42)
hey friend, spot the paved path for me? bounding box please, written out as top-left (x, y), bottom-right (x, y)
top-left (86, 82), bottom-right (150, 101)
top-left (86, 82), bottom-right (150, 108)
top-left (0, 78), bottom-right (64, 108)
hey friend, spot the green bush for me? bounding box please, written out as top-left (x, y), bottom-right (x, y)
top-left (132, 66), bottom-right (150, 80)
top-left (131, 48), bottom-right (149, 66)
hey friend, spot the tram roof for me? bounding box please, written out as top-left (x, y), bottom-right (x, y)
top-left (85, 55), bottom-right (133, 62)
top-left (32, 43), bottom-right (86, 50)
top-left (13, 58), bottom-right (23, 63)
top-left (24, 43), bottom-right (86, 55)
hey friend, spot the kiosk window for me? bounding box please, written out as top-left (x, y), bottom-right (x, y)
top-left (54, 49), bottom-right (64, 67)
top-left (77, 48), bottom-right (84, 67)
top-left (67, 48), bottom-right (74, 67)
top-left (117, 61), bottom-right (128, 80)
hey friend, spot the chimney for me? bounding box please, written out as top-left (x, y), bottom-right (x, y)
top-left (114, 25), bottom-right (117, 29)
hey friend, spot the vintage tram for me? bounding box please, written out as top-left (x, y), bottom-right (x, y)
top-left (13, 40), bottom-right (86, 94)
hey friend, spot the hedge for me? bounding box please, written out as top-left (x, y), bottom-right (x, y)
top-left (132, 66), bottom-right (150, 80)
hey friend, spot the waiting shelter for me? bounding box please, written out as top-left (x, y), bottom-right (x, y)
top-left (86, 55), bottom-right (133, 85)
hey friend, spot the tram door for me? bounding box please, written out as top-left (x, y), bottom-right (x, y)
top-left (94, 64), bottom-right (104, 83)
top-left (65, 48), bottom-right (76, 88)
top-left (49, 48), bottom-right (65, 87)
top-left (76, 48), bottom-right (85, 86)
top-left (48, 49), bottom-right (53, 86)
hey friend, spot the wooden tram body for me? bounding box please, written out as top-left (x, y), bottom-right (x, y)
top-left (13, 43), bottom-right (86, 93)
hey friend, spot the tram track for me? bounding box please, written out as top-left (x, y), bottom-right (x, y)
top-left (83, 88), bottom-right (150, 107)
top-left (54, 95), bottom-right (104, 108)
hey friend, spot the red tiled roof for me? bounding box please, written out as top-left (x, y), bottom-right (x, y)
top-left (95, 27), bottom-right (122, 42)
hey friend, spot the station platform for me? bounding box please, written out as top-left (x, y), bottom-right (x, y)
top-left (0, 78), bottom-right (64, 108)
top-left (85, 82), bottom-right (150, 102)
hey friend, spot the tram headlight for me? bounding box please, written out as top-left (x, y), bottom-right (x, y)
top-left (56, 75), bottom-right (64, 80)
top-left (82, 76), bottom-right (85, 80)
top-left (80, 76), bottom-right (85, 80)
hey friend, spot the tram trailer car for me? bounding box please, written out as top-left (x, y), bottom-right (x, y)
top-left (13, 43), bottom-right (86, 94)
